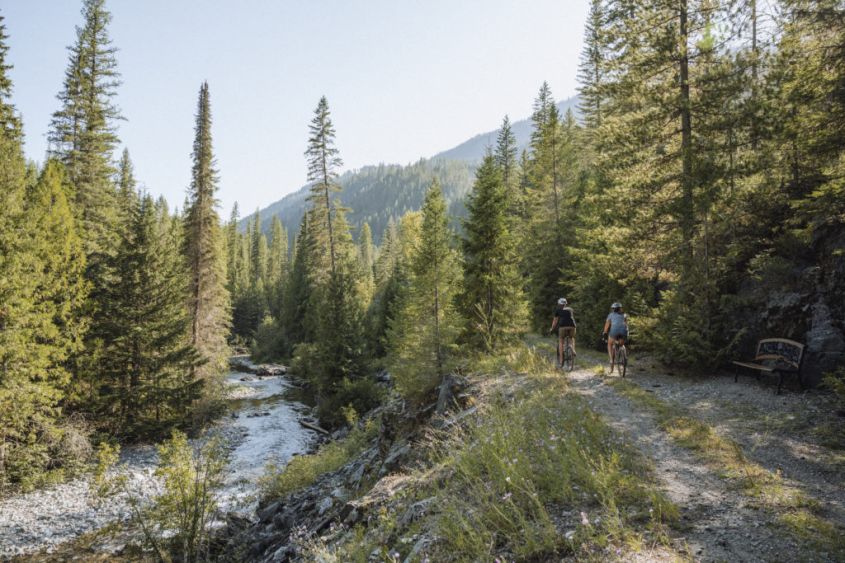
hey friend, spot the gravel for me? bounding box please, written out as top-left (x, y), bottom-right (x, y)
top-left (0, 370), bottom-right (317, 559)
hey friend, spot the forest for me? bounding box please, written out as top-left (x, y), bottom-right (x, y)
top-left (0, 1), bottom-right (843, 558)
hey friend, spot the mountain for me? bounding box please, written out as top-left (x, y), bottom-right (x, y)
top-left (246, 159), bottom-right (475, 245)
top-left (431, 95), bottom-right (580, 163)
top-left (242, 96), bottom-right (580, 243)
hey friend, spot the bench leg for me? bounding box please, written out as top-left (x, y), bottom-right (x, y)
top-left (777, 371), bottom-right (784, 395)
top-left (734, 365), bottom-right (739, 383)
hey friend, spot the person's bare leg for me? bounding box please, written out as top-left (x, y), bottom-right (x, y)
top-left (607, 337), bottom-right (615, 365)
top-left (558, 334), bottom-right (565, 365)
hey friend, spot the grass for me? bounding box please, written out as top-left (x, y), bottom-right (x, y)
top-left (259, 419), bottom-right (378, 500)
top-left (607, 376), bottom-right (845, 559)
top-left (300, 345), bottom-right (682, 562)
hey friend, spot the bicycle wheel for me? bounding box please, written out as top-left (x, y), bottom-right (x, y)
top-left (617, 345), bottom-right (627, 377)
top-left (564, 342), bottom-right (574, 372)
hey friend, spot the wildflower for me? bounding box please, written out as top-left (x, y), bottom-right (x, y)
top-left (502, 492), bottom-right (512, 501)
top-left (505, 476), bottom-right (511, 483)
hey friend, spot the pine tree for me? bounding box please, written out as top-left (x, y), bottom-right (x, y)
top-left (0, 13), bottom-right (20, 137)
top-left (460, 157), bottom-right (527, 351)
top-left (266, 216), bottom-right (288, 319)
top-left (48, 0), bottom-right (122, 259)
top-left (285, 214), bottom-right (315, 347)
top-left (305, 96), bottom-right (342, 275)
top-left (101, 194), bottom-right (201, 435)
top-left (388, 181), bottom-right (461, 402)
top-left (357, 222), bottom-right (375, 305)
top-left (116, 148), bottom-right (136, 223)
top-left (225, 203), bottom-right (242, 295)
top-left (578, 0), bottom-right (609, 131)
top-left (183, 82), bottom-right (230, 385)
top-left (0, 23), bottom-right (90, 485)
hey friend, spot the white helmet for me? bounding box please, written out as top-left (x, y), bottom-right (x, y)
top-left (611, 302), bottom-right (622, 310)
top-left (558, 298), bottom-right (567, 306)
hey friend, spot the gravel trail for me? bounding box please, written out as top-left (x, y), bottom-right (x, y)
top-left (566, 364), bottom-right (823, 562)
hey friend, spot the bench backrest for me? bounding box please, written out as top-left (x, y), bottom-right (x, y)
top-left (755, 338), bottom-right (804, 369)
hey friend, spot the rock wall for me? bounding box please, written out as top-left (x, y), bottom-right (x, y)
top-left (740, 229), bottom-right (845, 386)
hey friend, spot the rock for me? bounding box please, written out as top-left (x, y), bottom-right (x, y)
top-left (347, 463), bottom-right (366, 487)
top-left (403, 535), bottom-right (431, 563)
top-left (317, 496), bottom-right (333, 515)
top-left (398, 497), bottom-right (435, 528)
top-left (435, 373), bottom-right (469, 415)
top-left (271, 545), bottom-right (290, 562)
top-left (257, 364), bottom-right (287, 376)
top-left (331, 427), bottom-right (350, 441)
top-left (382, 442), bottom-right (410, 471)
top-left (258, 501), bottom-right (281, 523)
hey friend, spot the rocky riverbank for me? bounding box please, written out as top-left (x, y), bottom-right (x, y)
top-left (0, 369), bottom-right (316, 560)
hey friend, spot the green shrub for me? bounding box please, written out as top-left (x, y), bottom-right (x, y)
top-left (251, 316), bottom-right (289, 362)
top-left (97, 431), bottom-right (227, 562)
top-left (260, 420), bottom-right (377, 499)
top-left (823, 368), bottom-right (845, 408)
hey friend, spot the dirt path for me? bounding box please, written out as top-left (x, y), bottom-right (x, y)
top-left (621, 361), bottom-right (845, 529)
top-left (564, 364), bottom-right (824, 562)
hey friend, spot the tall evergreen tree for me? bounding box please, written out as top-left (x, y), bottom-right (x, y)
top-left (48, 0), bottom-right (122, 259)
top-left (388, 181), bottom-right (461, 402)
top-left (285, 214), bottom-right (315, 347)
top-left (101, 194), bottom-right (201, 435)
top-left (183, 82), bottom-right (230, 384)
top-left (305, 96), bottom-right (342, 275)
top-left (460, 157), bottom-right (527, 351)
top-left (266, 216), bottom-right (289, 319)
top-left (357, 222), bottom-right (375, 305)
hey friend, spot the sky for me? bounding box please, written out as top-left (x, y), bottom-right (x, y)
top-left (3, 0), bottom-right (589, 214)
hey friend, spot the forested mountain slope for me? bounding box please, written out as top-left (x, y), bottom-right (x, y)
top-left (242, 96), bottom-right (579, 241)
top-left (245, 159), bottom-right (475, 244)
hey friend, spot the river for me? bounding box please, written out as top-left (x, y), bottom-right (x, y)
top-left (0, 369), bottom-right (317, 559)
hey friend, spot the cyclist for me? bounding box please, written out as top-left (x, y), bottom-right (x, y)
top-left (602, 302), bottom-right (628, 368)
top-left (550, 298), bottom-right (577, 367)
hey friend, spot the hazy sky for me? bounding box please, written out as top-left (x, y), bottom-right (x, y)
top-left (3, 0), bottom-right (588, 214)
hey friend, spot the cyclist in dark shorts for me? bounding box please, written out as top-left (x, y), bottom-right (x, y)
top-left (550, 298), bottom-right (577, 366)
top-left (602, 302), bottom-right (628, 367)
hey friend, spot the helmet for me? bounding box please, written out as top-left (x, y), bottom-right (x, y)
top-left (557, 298), bottom-right (567, 306)
top-left (611, 302), bottom-right (622, 310)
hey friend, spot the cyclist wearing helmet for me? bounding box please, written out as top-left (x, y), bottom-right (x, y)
top-left (602, 302), bottom-right (628, 366)
top-left (550, 298), bottom-right (577, 366)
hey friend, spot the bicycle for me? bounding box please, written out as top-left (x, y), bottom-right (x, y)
top-left (602, 333), bottom-right (628, 377)
top-left (559, 335), bottom-right (575, 372)
top-left (551, 330), bottom-right (575, 372)
top-left (610, 337), bottom-right (627, 377)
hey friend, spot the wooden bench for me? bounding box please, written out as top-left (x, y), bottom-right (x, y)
top-left (732, 338), bottom-right (805, 394)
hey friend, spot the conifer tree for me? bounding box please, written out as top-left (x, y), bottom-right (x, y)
top-left (183, 82), bottom-right (230, 384)
top-left (460, 157), bottom-right (527, 351)
top-left (285, 214), bottom-right (314, 347)
top-left (266, 216), bottom-right (288, 319)
top-left (388, 181), bottom-right (461, 402)
top-left (225, 203), bottom-right (242, 295)
top-left (305, 96), bottom-right (342, 275)
top-left (48, 0), bottom-right (122, 259)
top-left (101, 194), bottom-right (201, 435)
top-left (0, 25), bottom-right (85, 485)
top-left (357, 222), bottom-right (375, 305)
top-left (578, 0), bottom-right (609, 131)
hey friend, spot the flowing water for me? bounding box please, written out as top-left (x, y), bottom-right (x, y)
top-left (0, 370), bottom-right (317, 559)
